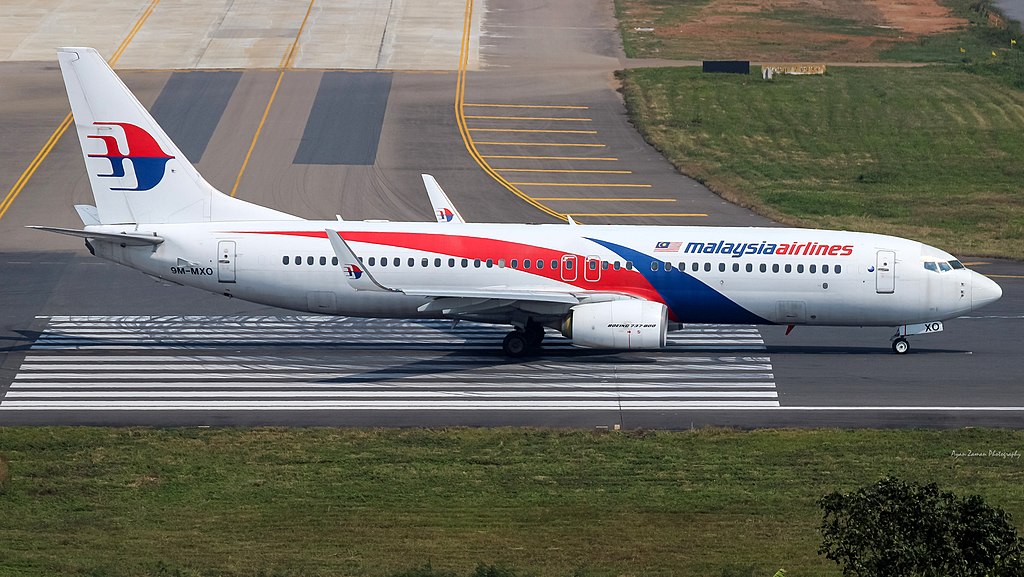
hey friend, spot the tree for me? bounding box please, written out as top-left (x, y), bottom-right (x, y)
top-left (818, 476), bottom-right (1024, 577)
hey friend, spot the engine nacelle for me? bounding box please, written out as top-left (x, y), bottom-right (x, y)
top-left (561, 300), bottom-right (668, 349)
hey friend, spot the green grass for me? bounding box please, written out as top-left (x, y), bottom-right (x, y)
top-left (618, 65), bottom-right (1024, 257)
top-left (1, 428), bottom-right (1023, 577)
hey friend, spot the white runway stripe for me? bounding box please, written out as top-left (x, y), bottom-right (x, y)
top-left (3, 316), bottom-right (778, 411)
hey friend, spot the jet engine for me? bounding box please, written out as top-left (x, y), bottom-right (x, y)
top-left (561, 300), bottom-right (668, 349)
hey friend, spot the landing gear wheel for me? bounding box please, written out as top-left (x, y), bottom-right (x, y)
top-left (892, 337), bottom-right (910, 354)
top-left (503, 331), bottom-right (529, 357)
top-left (524, 323), bottom-right (545, 350)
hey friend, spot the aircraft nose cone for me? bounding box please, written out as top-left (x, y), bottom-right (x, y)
top-left (972, 271), bottom-right (1002, 310)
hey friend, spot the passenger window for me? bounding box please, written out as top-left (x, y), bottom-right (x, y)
top-left (498, 259), bottom-right (506, 268)
top-left (368, 257), bottom-right (375, 266)
top-left (613, 262), bottom-right (621, 271)
top-left (474, 259), bottom-right (481, 268)
top-left (461, 258), bottom-right (468, 268)
top-left (434, 258), bottom-right (441, 267)
top-left (822, 265), bottom-right (829, 274)
top-left (626, 261), bottom-right (633, 270)
top-left (835, 264), bottom-right (843, 274)
top-left (704, 262), bottom-right (712, 272)
top-left (691, 262), bottom-right (699, 272)
top-left (746, 263), bottom-right (753, 272)
top-left (719, 263), bottom-right (726, 272)
top-left (486, 259), bottom-right (494, 268)
top-left (562, 260), bottom-right (569, 270)
top-left (295, 255), bottom-right (301, 265)
top-left (651, 262), bottom-right (659, 272)
top-left (590, 260), bottom-right (599, 271)
top-left (602, 261), bottom-right (609, 270)
top-left (380, 257), bottom-right (387, 267)
top-left (393, 258), bottom-right (400, 267)
top-left (733, 263), bottom-right (740, 272)
top-left (772, 264), bottom-right (780, 273)
top-left (332, 257), bottom-right (339, 266)
top-left (408, 258), bottom-right (415, 267)
top-left (448, 258), bottom-right (455, 267)
top-left (784, 264), bottom-right (792, 273)
top-left (307, 256), bottom-right (314, 265)
top-left (797, 264), bottom-right (804, 273)
top-left (538, 260), bottom-right (545, 270)
top-left (421, 258), bottom-right (428, 267)
top-left (523, 259), bottom-right (531, 269)
top-left (317, 256), bottom-right (324, 266)
top-left (511, 259), bottom-right (518, 269)
top-left (283, 256), bottom-right (290, 265)
top-left (549, 260), bottom-right (556, 269)
top-left (760, 263), bottom-right (767, 273)
top-left (809, 264), bottom-right (816, 273)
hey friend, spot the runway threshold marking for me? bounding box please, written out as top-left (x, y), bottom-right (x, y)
top-left (455, 0), bottom-right (565, 222)
top-left (229, 0), bottom-right (316, 198)
top-left (0, 0), bottom-right (162, 221)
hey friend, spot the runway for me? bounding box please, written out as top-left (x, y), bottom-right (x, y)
top-left (1, 0), bottom-right (1022, 427)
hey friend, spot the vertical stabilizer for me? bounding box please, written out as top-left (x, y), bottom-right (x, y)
top-left (57, 47), bottom-right (297, 224)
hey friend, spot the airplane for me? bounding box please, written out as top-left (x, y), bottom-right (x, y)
top-left (31, 47), bottom-right (1003, 357)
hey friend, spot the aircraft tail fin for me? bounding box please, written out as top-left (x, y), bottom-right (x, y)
top-left (57, 47), bottom-right (298, 225)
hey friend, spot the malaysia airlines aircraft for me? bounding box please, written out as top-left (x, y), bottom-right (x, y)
top-left (33, 47), bottom-right (1003, 356)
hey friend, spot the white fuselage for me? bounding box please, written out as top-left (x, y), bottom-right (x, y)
top-left (85, 220), bottom-right (999, 328)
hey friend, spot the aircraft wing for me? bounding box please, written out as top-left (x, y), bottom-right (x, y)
top-left (326, 228), bottom-right (584, 315)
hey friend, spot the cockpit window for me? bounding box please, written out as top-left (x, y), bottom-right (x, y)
top-left (938, 261), bottom-right (952, 272)
top-left (923, 261), bottom-right (938, 272)
top-left (948, 260), bottom-right (965, 270)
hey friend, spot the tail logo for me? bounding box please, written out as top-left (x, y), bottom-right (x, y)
top-left (87, 122), bottom-right (174, 191)
top-left (437, 208), bottom-right (454, 222)
top-left (344, 264), bottom-right (363, 280)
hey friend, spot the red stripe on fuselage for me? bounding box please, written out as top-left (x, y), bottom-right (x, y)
top-left (234, 230), bottom-right (668, 310)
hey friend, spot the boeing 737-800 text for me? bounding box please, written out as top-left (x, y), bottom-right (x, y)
top-left (32, 47), bottom-right (1003, 356)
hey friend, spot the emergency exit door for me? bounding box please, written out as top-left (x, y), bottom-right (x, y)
top-left (218, 240), bottom-right (236, 283)
top-left (876, 250), bottom-right (895, 294)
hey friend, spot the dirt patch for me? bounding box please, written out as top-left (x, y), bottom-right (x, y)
top-left (621, 0), bottom-right (967, 61)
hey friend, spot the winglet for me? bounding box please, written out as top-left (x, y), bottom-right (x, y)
top-left (422, 174), bottom-right (466, 224)
top-left (325, 229), bottom-right (398, 293)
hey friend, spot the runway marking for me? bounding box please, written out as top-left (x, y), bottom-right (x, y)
top-left (482, 155), bottom-right (618, 161)
top-left (464, 104), bottom-right (590, 109)
top-left (534, 198), bottom-right (676, 202)
top-left (475, 142), bottom-right (606, 147)
top-left (510, 182), bottom-right (652, 188)
top-left (496, 169), bottom-right (633, 174)
top-left (454, 0), bottom-right (565, 222)
top-left (465, 115), bottom-right (592, 122)
top-left (0, 0), bottom-right (161, 221)
top-left (469, 128), bottom-right (598, 134)
top-left (1, 316), bottom-right (777, 411)
top-left (229, 0), bottom-right (316, 198)
top-left (569, 213), bottom-right (710, 217)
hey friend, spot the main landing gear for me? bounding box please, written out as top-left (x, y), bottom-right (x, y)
top-left (890, 321), bottom-right (944, 354)
top-left (502, 322), bottom-right (545, 357)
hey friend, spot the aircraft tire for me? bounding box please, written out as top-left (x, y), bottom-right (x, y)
top-left (892, 337), bottom-right (910, 354)
top-left (503, 331), bottom-right (529, 357)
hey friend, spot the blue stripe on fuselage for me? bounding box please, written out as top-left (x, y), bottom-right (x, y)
top-left (587, 238), bottom-right (771, 325)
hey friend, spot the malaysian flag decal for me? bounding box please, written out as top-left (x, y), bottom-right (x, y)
top-left (654, 241), bottom-right (682, 252)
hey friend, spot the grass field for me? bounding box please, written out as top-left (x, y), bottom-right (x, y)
top-left (1, 428), bottom-right (1023, 577)
top-left (618, 65), bottom-right (1024, 258)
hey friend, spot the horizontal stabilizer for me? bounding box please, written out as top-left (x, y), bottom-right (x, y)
top-left (27, 225), bottom-right (164, 246)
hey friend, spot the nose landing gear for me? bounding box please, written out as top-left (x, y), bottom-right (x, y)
top-left (890, 321), bottom-right (943, 354)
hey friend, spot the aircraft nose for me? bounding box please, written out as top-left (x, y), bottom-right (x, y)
top-left (971, 271), bottom-right (1002, 310)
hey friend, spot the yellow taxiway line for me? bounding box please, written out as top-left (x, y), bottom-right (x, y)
top-left (0, 0), bottom-right (162, 221)
top-left (465, 115), bottom-right (592, 122)
top-left (570, 213), bottom-right (709, 217)
top-left (469, 128), bottom-right (598, 134)
top-left (496, 168), bottom-right (633, 174)
top-left (476, 142), bottom-right (605, 147)
top-left (534, 198), bottom-right (676, 202)
top-left (482, 155), bottom-right (618, 161)
top-left (510, 182), bottom-right (652, 188)
top-left (464, 103), bottom-right (589, 109)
